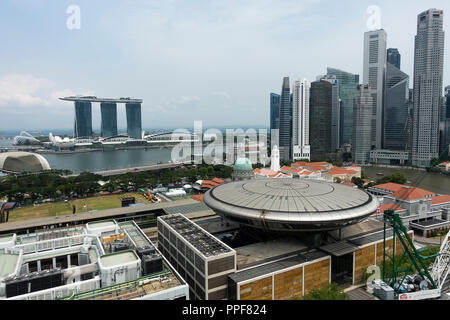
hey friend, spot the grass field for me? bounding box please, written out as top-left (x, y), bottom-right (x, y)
top-left (8, 192), bottom-right (153, 223)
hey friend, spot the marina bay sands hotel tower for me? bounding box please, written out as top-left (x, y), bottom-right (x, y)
top-left (60, 97), bottom-right (143, 139)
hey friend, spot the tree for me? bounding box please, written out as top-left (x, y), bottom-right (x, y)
top-left (352, 177), bottom-right (364, 189)
top-left (343, 152), bottom-right (352, 162)
top-left (376, 172), bottom-right (407, 185)
top-left (302, 283), bottom-right (348, 300)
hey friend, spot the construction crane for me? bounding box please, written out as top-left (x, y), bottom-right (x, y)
top-left (381, 209), bottom-right (450, 300)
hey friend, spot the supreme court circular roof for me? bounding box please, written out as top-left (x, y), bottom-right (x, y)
top-left (203, 179), bottom-right (379, 232)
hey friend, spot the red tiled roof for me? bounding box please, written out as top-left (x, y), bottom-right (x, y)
top-left (379, 203), bottom-right (404, 213)
top-left (191, 194), bottom-right (204, 202)
top-left (373, 183), bottom-right (405, 192)
top-left (212, 178), bottom-right (224, 184)
top-left (280, 166), bottom-right (301, 173)
top-left (341, 181), bottom-right (357, 187)
top-left (391, 187), bottom-right (436, 201)
top-left (431, 195), bottom-right (450, 205)
top-left (327, 166), bottom-right (358, 175)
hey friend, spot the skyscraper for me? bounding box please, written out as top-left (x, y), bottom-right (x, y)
top-left (445, 86), bottom-right (450, 119)
top-left (270, 93), bottom-right (281, 132)
top-left (352, 84), bottom-right (373, 164)
top-left (74, 101), bottom-right (92, 138)
top-left (440, 86), bottom-right (450, 154)
top-left (126, 103), bottom-right (142, 139)
top-left (327, 68), bottom-right (359, 147)
top-left (100, 102), bottom-right (118, 138)
top-left (309, 76), bottom-right (340, 159)
top-left (292, 79), bottom-right (311, 161)
top-left (412, 9), bottom-right (445, 167)
top-left (387, 48), bottom-right (401, 69)
top-left (278, 77), bottom-right (292, 160)
top-left (384, 63), bottom-right (410, 150)
top-left (363, 29), bottom-right (387, 150)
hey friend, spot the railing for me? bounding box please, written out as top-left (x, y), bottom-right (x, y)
top-left (15, 235), bottom-right (86, 254)
top-left (61, 268), bottom-right (172, 300)
top-left (8, 277), bottom-right (101, 300)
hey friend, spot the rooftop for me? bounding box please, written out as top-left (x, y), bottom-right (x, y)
top-left (431, 195), bottom-right (450, 205)
top-left (60, 96), bottom-right (143, 103)
top-left (206, 179), bottom-right (374, 213)
top-left (372, 183), bottom-right (405, 192)
top-left (99, 250), bottom-right (140, 268)
top-left (235, 237), bottom-right (308, 269)
top-left (390, 186), bottom-right (437, 201)
top-left (159, 214), bottom-right (232, 258)
top-left (0, 253), bottom-right (19, 278)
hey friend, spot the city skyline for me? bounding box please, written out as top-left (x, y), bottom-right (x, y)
top-left (1, 1), bottom-right (450, 130)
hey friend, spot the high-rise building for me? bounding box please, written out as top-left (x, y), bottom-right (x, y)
top-left (352, 84), bottom-right (373, 164)
top-left (126, 103), bottom-right (142, 139)
top-left (445, 86), bottom-right (450, 119)
top-left (100, 102), bottom-right (118, 138)
top-left (327, 68), bottom-right (359, 147)
top-left (278, 77), bottom-right (292, 160)
top-left (363, 29), bottom-right (387, 150)
top-left (387, 48), bottom-right (401, 69)
top-left (440, 86), bottom-right (450, 154)
top-left (270, 93), bottom-right (281, 132)
top-left (292, 79), bottom-right (311, 161)
top-left (309, 76), bottom-right (340, 159)
top-left (74, 101), bottom-right (92, 138)
top-left (412, 9), bottom-right (445, 167)
top-left (384, 63), bottom-right (410, 151)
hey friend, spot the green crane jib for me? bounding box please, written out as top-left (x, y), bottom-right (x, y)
top-left (382, 209), bottom-right (439, 298)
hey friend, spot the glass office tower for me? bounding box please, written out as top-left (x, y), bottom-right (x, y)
top-left (387, 48), bottom-right (401, 69)
top-left (126, 103), bottom-right (142, 139)
top-left (74, 101), bottom-right (92, 138)
top-left (384, 63), bottom-right (410, 151)
top-left (327, 67), bottom-right (360, 147)
top-left (100, 102), bottom-right (118, 138)
top-left (270, 93), bottom-right (281, 132)
top-left (278, 77), bottom-right (292, 160)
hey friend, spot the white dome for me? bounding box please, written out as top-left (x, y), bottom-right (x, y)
top-left (0, 152), bottom-right (51, 173)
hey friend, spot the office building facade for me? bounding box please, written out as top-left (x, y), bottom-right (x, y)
top-left (387, 48), bottom-right (401, 69)
top-left (292, 79), bottom-right (311, 161)
top-left (74, 101), bottom-right (93, 138)
top-left (384, 63), bottom-right (410, 151)
top-left (100, 102), bottom-right (118, 138)
top-left (412, 9), bottom-right (445, 167)
top-left (270, 93), bottom-right (281, 133)
top-left (279, 77), bottom-right (292, 160)
top-left (126, 103), bottom-right (143, 139)
top-left (327, 68), bottom-right (359, 147)
top-left (352, 84), bottom-right (374, 164)
top-left (363, 29), bottom-right (387, 150)
top-left (309, 76), bottom-right (339, 159)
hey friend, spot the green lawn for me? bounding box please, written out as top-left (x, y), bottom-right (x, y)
top-left (9, 193), bottom-right (152, 222)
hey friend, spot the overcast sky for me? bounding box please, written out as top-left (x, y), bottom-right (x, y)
top-left (1, 0), bottom-right (449, 131)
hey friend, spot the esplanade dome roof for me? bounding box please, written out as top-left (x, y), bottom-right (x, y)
top-left (0, 152), bottom-right (51, 173)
